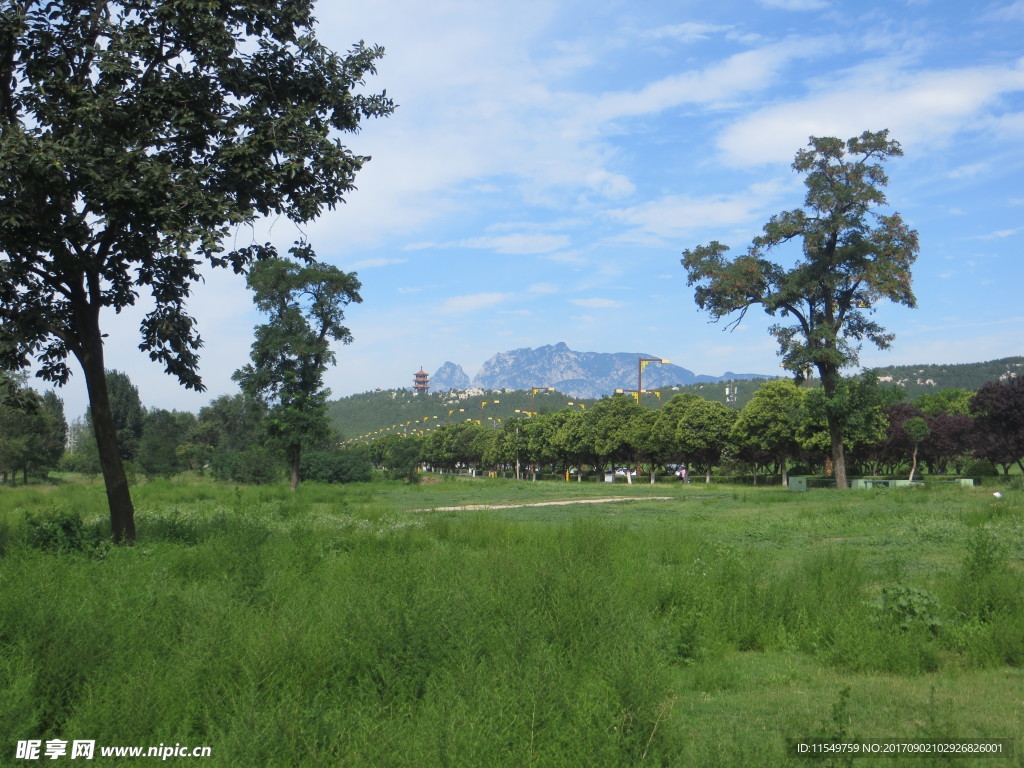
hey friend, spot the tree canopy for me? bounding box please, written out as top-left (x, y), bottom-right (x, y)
top-left (682, 130), bottom-right (918, 489)
top-left (0, 2), bottom-right (393, 539)
top-left (233, 255), bottom-right (362, 491)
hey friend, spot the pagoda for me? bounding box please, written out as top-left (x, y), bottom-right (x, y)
top-left (413, 368), bottom-right (430, 394)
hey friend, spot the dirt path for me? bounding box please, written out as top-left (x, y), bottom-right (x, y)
top-left (415, 496), bottom-right (674, 512)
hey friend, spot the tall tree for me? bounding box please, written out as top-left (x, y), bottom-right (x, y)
top-left (970, 378), bottom-right (1024, 475)
top-left (138, 408), bottom-right (195, 479)
top-left (682, 130), bottom-right (918, 489)
top-left (730, 379), bottom-right (805, 486)
top-left (669, 394), bottom-right (737, 483)
top-left (587, 395), bottom-right (648, 482)
top-left (903, 416), bottom-right (929, 482)
top-left (0, 3), bottom-right (392, 540)
top-left (85, 370), bottom-right (144, 463)
top-left (233, 256), bottom-right (361, 491)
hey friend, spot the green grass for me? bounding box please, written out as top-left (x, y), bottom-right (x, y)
top-left (1, 476), bottom-right (1022, 766)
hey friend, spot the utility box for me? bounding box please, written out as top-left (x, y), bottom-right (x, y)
top-left (604, 473), bottom-right (615, 483)
top-left (788, 476), bottom-right (807, 492)
top-left (958, 478), bottom-right (975, 487)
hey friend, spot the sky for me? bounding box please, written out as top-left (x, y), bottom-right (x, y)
top-left (38, 0), bottom-right (1024, 420)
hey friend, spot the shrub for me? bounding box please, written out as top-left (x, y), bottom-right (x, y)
top-left (24, 508), bottom-right (109, 556)
top-left (963, 459), bottom-right (998, 477)
top-left (212, 447), bottom-right (280, 485)
top-left (300, 449), bottom-right (373, 484)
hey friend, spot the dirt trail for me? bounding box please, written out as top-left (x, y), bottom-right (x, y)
top-left (415, 496), bottom-right (674, 512)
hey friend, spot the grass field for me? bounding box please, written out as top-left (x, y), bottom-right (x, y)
top-left (1, 475), bottom-right (1022, 766)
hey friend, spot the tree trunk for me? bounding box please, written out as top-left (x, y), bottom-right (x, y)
top-left (76, 326), bottom-right (136, 544)
top-left (827, 414), bottom-right (848, 490)
top-left (781, 458), bottom-right (788, 487)
top-left (289, 443), bottom-right (300, 491)
top-left (819, 365), bottom-right (849, 490)
top-left (908, 445), bottom-right (918, 482)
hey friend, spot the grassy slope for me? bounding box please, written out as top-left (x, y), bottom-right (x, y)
top-left (1, 476), bottom-right (1022, 767)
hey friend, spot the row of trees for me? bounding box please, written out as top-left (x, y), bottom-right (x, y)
top-left (391, 376), bottom-right (1024, 484)
top-left (37, 367), bottom-right (1024, 488)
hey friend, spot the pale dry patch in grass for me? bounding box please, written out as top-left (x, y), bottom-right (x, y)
top-left (413, 496), bottom-right (674, 512)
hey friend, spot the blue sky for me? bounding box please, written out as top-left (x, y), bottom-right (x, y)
top-left (47, 0), bottom-right (1024, 419)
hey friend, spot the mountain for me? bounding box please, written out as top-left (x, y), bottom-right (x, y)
top-left (469, 342), bottom-right (773, 399)
top-left (431, 361), bottom-right (471, 391)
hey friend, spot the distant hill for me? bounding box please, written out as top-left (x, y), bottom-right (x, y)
top-left (659, 356), bottom-right (1024, 407)
top-left (865, 356), bottom-right (1024, 399)
top-left (328, 387), bottom-right (600, 442)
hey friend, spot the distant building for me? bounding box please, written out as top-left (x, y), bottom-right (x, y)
top-left (413, 368), bottom-right (430, 394)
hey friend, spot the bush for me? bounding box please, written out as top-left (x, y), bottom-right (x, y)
top-left (212, 446), bottom-right (280, 485)
top-left (24, 508), bottom-right (109, 556)
top-left (300, 449), bottom-right (372, 484)
top-left (964, 459), bottom-right (998, 477)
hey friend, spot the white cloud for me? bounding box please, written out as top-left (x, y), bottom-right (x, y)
top-left (586, 37), bottom-right (834, 124)
top-left (438, 292), bottom-right (513, 315)
top-left (570, 298), bottom-right (624, 308)
top-left (717, 59), bottom-right (1024, 166)
top-left (947, 162), bottom-right (991, 179)
top-left (979, 227), bottom-right (1022, 239)
top-left (542, 249), bottom-right (588, 265)
top-left (983, 1), bottom-right (1024, 22)
top-left (457, 233), bottom-right (571, 254)
top-left (646, 23), bottom-right (732, 43)
top-left (528, 283), bottom-right (561, 293)
top-left (585, 169), bottom-right (636, 199)
top-left (605, 181), bottom-right (785, 239)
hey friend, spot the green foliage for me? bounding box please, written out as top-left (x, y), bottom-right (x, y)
top-left (301, 448), bottom-right (373, 484)
top-left (662, 393), bottom-right (737, 479)
top-left (876, 584), bottom-right (942, 634)
top-left (384, 439), bottom-right (423, 483)
top-left (24, 508), bottom-right (109, 557)
top-left (801, 375), bottom-right (891, 457)
top-left (234, 256), bottom-right (362, 490)
top-left (963, 459), bottom-right (998, 477)
top-left (213, 447), bottom-right (281, 485)
top-left (915, 388), bottom-right (974, 416)
top-left (731, 379), bottom-right (805, 479)
top-left (137, 408), bottom-right (196, 479)
top-left (194, 393), bottom-right (268, 455)
top-left (586, 395), bottom-right (650, 472)
top-left (0, 373), bottom-right (66, 482)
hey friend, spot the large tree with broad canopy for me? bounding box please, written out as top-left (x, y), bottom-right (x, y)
top-left (681, 130), bottom-right (918, 489)
top-left (0, 2), bottom-right (393, 540)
